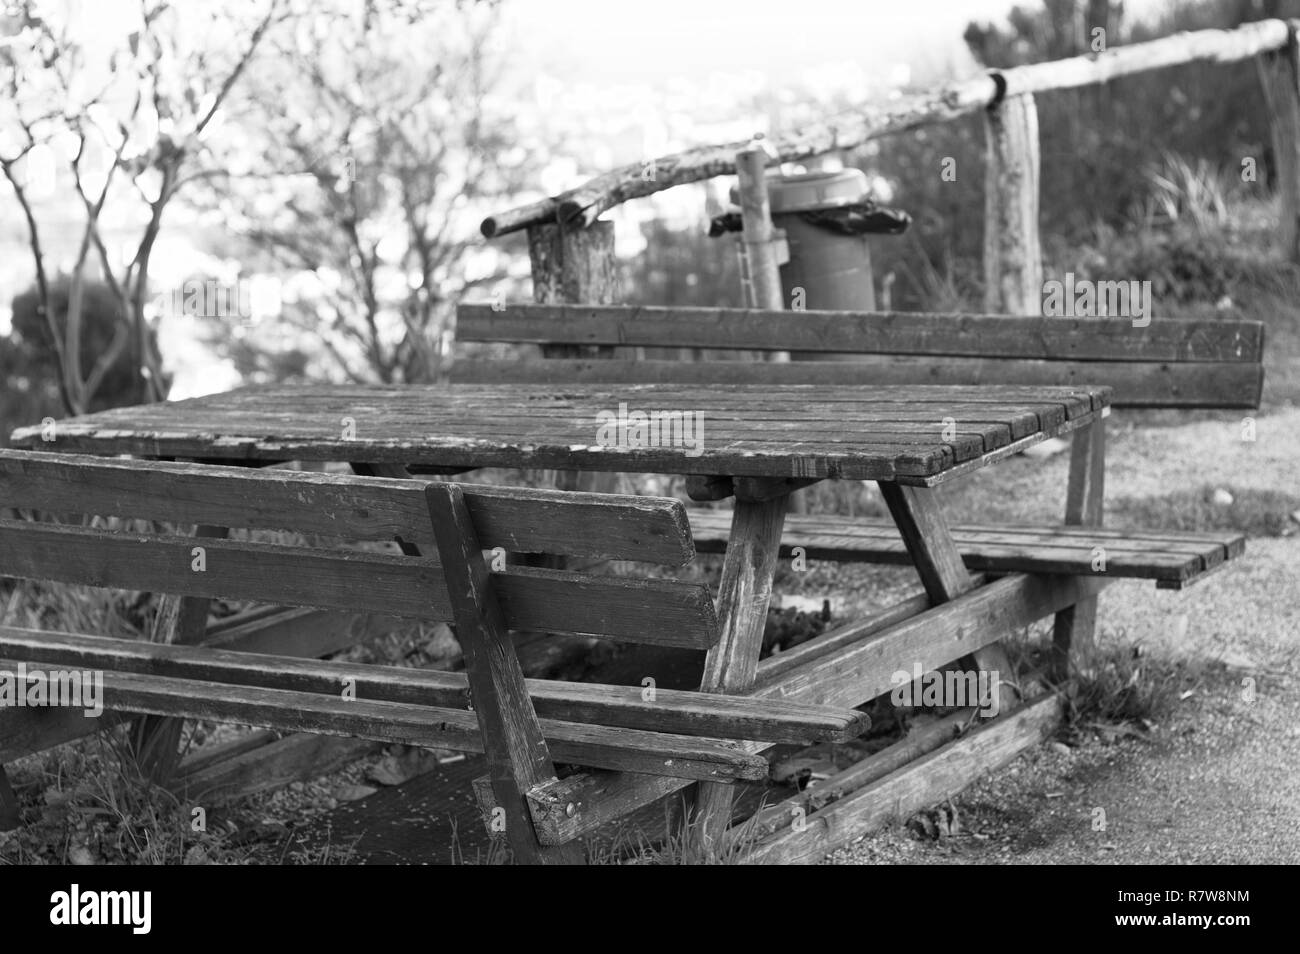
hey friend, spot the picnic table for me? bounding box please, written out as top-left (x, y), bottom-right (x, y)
top-left (12, 380), bottom-right (1115, 855)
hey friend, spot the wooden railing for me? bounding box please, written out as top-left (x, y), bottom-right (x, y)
top-left (482, 18), bottom-right (1300, 316)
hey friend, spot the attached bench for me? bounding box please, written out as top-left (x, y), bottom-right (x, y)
top-left (453, 302), bottom-right (1261, 591)
top-left (688, 512), bottom-right (1245, 590)
top-left (0, 449), bottom-right (870, 862)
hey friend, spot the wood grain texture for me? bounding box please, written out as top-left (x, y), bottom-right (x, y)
top-left (1053, 417), bottom-right (1107, 680)
top-left (0, 663), bottom-right (769, 784)
top-left (130, 522), bottom-right (227, 782)
top-left (692, 496), bottom-right (789, 852)
top-left (426, 482), bottom-right (580, 865)
top-left (12, 384), bottom-right (1112, 482)
top-left (526, 571), bottom-right (1099, 846)
top-left (879, 483), bottom-right (1017, 714)
top-left (0, 450), bottom-right (695, 565)
top-left (451, 356), bottom-right (1256, 409)
top-left (0, 521), bottom-right (718, 647)
top-left (741, 695), bottom-right (1063, 864)
top-left (1, 629), bottom-right (866, 745)
top-left (726, 708), bottom-right (974, 848)
top-left (456, 305), bottom-right (1265, 363)
top-left (983, 93), bottom-right (1042, 316)
top-left (688, 510), bottom-right (1241, 585)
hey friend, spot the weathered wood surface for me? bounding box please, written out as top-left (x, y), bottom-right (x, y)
top-left (523, 572), bottom-right (1105, 845)
top-left (525, 217), bottom-right (621, 495)
top-left (2, 664), bottom-right (769, 783)
top-left (879, 482), bottom-right (1018, 715)
top-left (755, 573), bottom-right (1107, 710)
top-left (688, 510), bottom-right (1243, 587)
top-left (692, 493), bottom-right (789, 853)
top-left (0, 450), bottom-right (695, 564)
top-left (13, 384), bottom-right (1111, 482)
top-left (734, 144), bottom-right (788, 315)
top-left (1053, 418), bottom-right (1108, 678)
top-left (131, 522), bottom-right (226, 781)
top-left (983, 93), bottom-right (1042, 315)
top-left (0, 608), bottom-right (386, 764)
top-left (452, 356), bottom-right (1259, 409)
top-left (426, 482), bottom-right (581, 864)
top-left (1258, 30), bottom-right (1300, 260)
top-left (727, 707), bottom-right (974, 848)
top-left (0, 630), bottom-right (870, 749)
top-left (455, 304), bottom-right (1266, 363)
top-left (0, 523), bottom-right (719, 646)
top-left (741, 694), bottom-right (1064, 864)
top-left (480, 20), bottom-right (1289, 237)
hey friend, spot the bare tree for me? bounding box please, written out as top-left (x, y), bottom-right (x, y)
top-left (200, 0), bottom-right (523, 384)
top-left (0, 0), bottom-right (286, 413)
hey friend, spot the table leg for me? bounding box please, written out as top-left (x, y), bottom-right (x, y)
top-left (879, 483), bottom-right (1019, 715)
top-left (132, 524), bottom-right (229, 781)
top-left (1052, 416), bottom-right (1106, 681)
top-left (690, 495), bottom-right (789, 855)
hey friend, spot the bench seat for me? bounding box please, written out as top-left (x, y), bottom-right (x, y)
top-left (688, 511), bottom-right (1245, 589)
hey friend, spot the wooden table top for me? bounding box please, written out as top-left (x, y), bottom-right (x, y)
top-left (10, 383), bottom-right (1110, 484)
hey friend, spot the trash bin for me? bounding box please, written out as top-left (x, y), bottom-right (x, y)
top-left (714, 167), bottom-right (910, 360)
top-left (767, 168), bottom-right (879, 315)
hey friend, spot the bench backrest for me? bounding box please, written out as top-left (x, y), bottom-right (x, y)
top-left (0, 450), bottom-right (717, 649)
top-left (453, 304), bottom-right (1266, 409)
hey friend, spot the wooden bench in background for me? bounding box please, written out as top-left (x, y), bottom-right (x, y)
top-left (453, 301), bottom-right (1260, 671)
top-left (453, 304), bottom-right (1265, 407)
top-left (0, 449), bottom-right (871, 862)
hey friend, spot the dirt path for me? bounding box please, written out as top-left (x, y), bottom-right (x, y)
top-left (827, 408), bottom-right (1300, 865)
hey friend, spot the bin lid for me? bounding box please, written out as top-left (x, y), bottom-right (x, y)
top-left (729, 168), bottom-right (870, 214)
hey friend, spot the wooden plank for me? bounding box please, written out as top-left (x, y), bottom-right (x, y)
top-left (689, 510), bottom-right (1236, 583)
top-left (528, 573), bottom-right (1102, 846)
top-left (741, 694), bottom-right (1063, 864)
top-left (1053, 417), bottom-right (1107, 679)
top-left (426, 482), bottom-right (581, 865)
top-left (0, 522), bottom-right (718, 647)
top-left (753, 590), bottom-right (945, 687)
top-left (0, 627), bottom-right (870, 746)
top-left (456, 305), bottom-right (1265, 363)
top-left (3, 664), bottom-right (769, 784)
top-left (130, 522), bottom-right (226, 781)
top-left (0, 450), bottom-right (695, 565)
top-left (450, 357), bottom-right (1261, 408)
top-left (727, 708), bottom-right (974, 848)
top-left (759, 574), bottom-right (1107, 710)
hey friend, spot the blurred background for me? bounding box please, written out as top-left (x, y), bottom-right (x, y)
top-left (2, 0), bottom-right (1298, 439)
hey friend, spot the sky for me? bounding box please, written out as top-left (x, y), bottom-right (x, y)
top-left (503, 0), bottom-right (1168, 89)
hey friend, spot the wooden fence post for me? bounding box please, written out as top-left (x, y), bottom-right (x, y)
top-left (525, 220), bottom-right (619, 494)
top-left (1257, 23), bottom-right (1300, 262)
top-left (983, 91), bottom-right (1043, 315)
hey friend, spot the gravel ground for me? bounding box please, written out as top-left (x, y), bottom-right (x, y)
top-left (824, 406), bottom-right (1300, 865)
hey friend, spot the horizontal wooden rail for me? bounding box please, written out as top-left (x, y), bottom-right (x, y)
top-left (482, 19), bottom-right (1293, 237)
top-left (457, 304), bottom-right (1266, 362)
